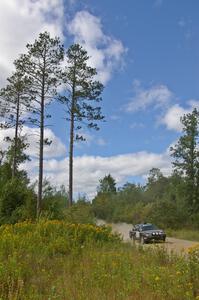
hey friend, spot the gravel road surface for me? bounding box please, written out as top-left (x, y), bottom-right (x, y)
top-left (98, 220), bottom-right (199, 255)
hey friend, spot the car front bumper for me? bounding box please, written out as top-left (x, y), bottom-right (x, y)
top-left (144, 235), bottom-right (166, 242)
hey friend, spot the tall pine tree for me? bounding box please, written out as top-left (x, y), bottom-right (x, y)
top-left (15, 32), bottom-right (64, 216)
top-left (60, 44), bottom-right (104, 206)
top-left (0, 70), bottom-right (31, 178)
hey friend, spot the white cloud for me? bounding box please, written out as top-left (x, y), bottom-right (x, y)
top-left (125, 80), bottom-right (173, 112)
top-left (0, 4), bottom-right (125, 87)
top-left (96, 138), bottom-right (107, 146)
top-left (75, 132), bottom-right (107, 148)
top-left (0, 0), bottom-right (64, 86)
top-left (24, 150), bottom-right (171, 199)
top-left (178, 18), bottom-right (186, 28)
top-left (154, 0), bottom-right (163, 7)
top-left (109, 115), bottom-right (121, 121)
top-left (67, 11), bottom-right (126, 84)
top-left (0, 126), bottom-right (66, 158)
top-left (130, 122), bottom-right (144, 129)
top-left (162, 100), bottom-right (199, 132)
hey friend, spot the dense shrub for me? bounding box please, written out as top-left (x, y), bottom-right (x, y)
top-left (0, 179), bottom-right (36, 224)
top-left (63, 201), bottom-right (95, 224)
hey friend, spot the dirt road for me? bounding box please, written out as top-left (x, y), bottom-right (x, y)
top-left (98, 220), bottom-right (199, 255)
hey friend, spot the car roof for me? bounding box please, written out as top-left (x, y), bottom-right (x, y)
top-left (134, 223), bottom-right (152, 227)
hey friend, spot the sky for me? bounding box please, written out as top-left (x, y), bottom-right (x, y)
top-left (0, 0), bottom-right (199, 198)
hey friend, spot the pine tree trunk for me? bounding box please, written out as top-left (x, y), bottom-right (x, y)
top-left (37, 60), bottom-right (45, 217)
top-left (37, 93), bottom-right (44, 217)
top-left (68, 62), bottom-right (76, 207)
top-left (12, 93), bottom-right (20, 178)
top-left (69, 109), bottom-right (74, 207)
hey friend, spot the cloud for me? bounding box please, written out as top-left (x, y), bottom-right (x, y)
top-left (0, 3), bottom-right (125, 87)
top-left (130, 122), bottom-right (144, 129)
top-left (23, 150), bottom-right (171, 199)
top-left (75, 132), bottom-right (107, 148)
top-left (154, 0), bottom-right (163, 7)
top-left (0, 0), bottom-right (64, 86)
top-left (162, 100), bottom-right (199, 132)
top-left (125, 80), bottom-right (173, 112)
top-left (178, 18), bottom-right (186, 28)
top-left (0, 126), bottom-right (66, 158)
top-left (67, 10), bottom-right (126, 84)
top-left (96, 138), bottom-right (107, 146)
top-left (109, 115), bottom-right (121, 121)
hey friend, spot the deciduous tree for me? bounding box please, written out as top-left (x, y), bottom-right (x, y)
top-left (170, 108), bottom-right (199, 212)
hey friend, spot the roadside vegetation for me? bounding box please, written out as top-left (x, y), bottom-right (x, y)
top-left (0, 220), bottom-right (198, 300)
top-left (166, 229), bottom-right (199, 242)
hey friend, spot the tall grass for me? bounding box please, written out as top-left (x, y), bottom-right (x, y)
top-left (0, 220), bottom-right (198, 299)
top-left (166, 228), bottom-right (199, 242)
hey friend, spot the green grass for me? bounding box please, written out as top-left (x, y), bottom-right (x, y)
top-left (0, 220), bottom-right (198, 300)
top-left (167, 229), bottom-right (199, 242)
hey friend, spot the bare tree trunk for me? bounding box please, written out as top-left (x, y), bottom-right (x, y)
top-left (37, 93), bottom-right (44, 217)
top-left (12, 93), bottom-right (20, 178)
top-left (68, 63), bottom-right (76, 207)
top-left (69, 102), bottom-right (74, 207)
top-left (37, 64), bottom-right (45, 217)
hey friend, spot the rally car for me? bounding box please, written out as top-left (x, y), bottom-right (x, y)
top-left (129, 223), bottom-right (166, 244)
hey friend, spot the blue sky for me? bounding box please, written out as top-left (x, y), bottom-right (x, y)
top-left (0, 0), bottom-right (199, 198)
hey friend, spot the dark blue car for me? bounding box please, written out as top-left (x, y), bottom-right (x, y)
top-left (129, 223), bottom-right (166, 244)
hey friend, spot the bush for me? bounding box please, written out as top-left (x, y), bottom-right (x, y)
top-left (64, 201), bottom-right (95, 224)
top-left (0, 179), bottom-right (36, 224)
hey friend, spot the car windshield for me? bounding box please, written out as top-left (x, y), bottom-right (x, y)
top-left (141, 224), bottom-right (158, 231)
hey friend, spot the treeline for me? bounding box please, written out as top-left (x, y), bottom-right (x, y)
top-left (92, 110), bottom-right (199, 229)
top-left (0, 32), bottom-right (104, 218)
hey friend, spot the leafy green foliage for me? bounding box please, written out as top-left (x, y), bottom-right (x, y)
top-left (92, 170), bottom-right (198, 229)
top-left (97, 174), bottom-right (117, 194)
top-left (63, 201), bottom-right (95, 224)
top-left (0, 178), bottom-right (36, 224)
top-left (171, 109), bottom-right (199, 212)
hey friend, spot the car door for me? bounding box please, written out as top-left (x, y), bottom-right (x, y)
top-left (135, 226), bottom-right (141, 240)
